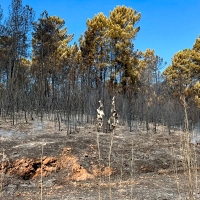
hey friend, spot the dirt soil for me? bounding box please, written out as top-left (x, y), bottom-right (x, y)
top-left (1, 118), bottom-right (200, 199)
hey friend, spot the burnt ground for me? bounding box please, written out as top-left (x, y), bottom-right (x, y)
top-left (1, 117), bottom-right (200, 199)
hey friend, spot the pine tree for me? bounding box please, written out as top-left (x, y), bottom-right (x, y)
top-left (107, 6), bottom-right (141, 91)
top-left (1, 0), bottom-right (34, 124)
top-left (80, 12), bottom-right (109, 98)
top-left (31, 11), bottom-right (73, 110)
top-left (163, 37), bottom-right (200, 108)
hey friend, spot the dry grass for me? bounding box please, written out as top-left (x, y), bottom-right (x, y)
top-left (1, 109), bottom-right (200, 199)
top-left (172, 96), bottom-right (200, 199)
top-left (0, 148), bottom-right (4, 198)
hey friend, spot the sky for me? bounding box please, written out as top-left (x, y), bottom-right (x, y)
top-left (1, 0), bottom-right (200, 71)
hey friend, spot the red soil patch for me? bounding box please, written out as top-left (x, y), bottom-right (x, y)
top-left (0, 147), bottom-right (113, 181)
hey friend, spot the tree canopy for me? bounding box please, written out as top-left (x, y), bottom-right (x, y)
top-left (0, 0), bottom-right (199, 131)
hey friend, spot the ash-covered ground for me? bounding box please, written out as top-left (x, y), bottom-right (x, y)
top-left (1, 117), bottom-right (200, 199)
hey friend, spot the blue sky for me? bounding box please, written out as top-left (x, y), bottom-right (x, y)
top-left (1, 0), bottom-right (200, 70)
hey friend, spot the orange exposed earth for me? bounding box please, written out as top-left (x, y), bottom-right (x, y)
top-left (1, 119), bottom-right (200, 199)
